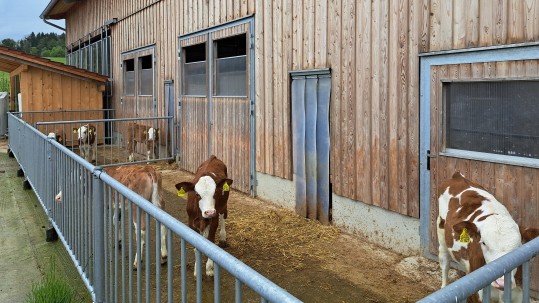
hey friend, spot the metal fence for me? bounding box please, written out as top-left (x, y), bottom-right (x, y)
top-left (12, 110), bottom-right (174, 166)
top-left (7, 112), bottom-right (301, 303)
top-left (418, 237), bottom-right (539, 303)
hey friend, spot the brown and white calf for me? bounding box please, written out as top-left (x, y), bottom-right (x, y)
top-left (126, 122), bottom-right (159, 162)
top-left (175, 155), bottom-right (233, 277)
top-left (73, 124), bottom-right (96, 162)
top-left (437, 171), bottom-right (538, 302)
top-left (47, 129), bottom-right (66, 145)
top-left (55, 165), bottom-right (167, 269)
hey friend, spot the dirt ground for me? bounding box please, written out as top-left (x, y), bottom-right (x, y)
top-left (151, 161), bottom-right (461, 303)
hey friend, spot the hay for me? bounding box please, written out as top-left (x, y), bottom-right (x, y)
top-left (227, 206), bottom-right (340, 271)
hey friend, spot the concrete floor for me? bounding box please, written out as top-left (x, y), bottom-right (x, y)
top-left (0, 138), bottom-right (91, 302)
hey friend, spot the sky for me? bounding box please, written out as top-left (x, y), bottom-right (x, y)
top-left (0, 0), bottom-right (65, 41)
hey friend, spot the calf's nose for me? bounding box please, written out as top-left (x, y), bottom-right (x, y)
top-left (204, 209), bottom-right (216, 218)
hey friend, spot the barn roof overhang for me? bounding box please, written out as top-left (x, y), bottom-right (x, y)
top-left (41, 0), bottom-right (81, 20)
top-left (0, 46), bottom-right (108, 83)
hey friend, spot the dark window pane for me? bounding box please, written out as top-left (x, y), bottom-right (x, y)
top-left (445, 81), bottom-right (539, 159)
top-left (124, 59), bottom-right (135, 96)
top-left (214, 34), bottom-right (247, 96)
top-left (139, 55), bottom-right (153, 95)
top-left (185, 43), bottom-right (206, 63)
top-left (183, 43), bottom-right (206, 96)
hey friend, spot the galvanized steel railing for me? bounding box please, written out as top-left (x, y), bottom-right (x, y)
top-left (8, 112), bottom-right (301, 303)
top-left (419, 242), bottom-right (539, 302)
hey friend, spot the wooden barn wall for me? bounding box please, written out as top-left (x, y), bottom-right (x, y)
top-left (61, 0), bottom-right (539, 217)
top-left (252, 0), bottom-right (427, 217)
top-left (427, 0), bottom-right (539, 52)
top-left (428, 60), bottom-right (539, 289)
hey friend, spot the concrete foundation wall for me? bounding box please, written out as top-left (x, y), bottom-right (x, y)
top-left (256, 172), bottom-right (421, 256)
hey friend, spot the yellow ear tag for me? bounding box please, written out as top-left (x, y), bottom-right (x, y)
top-left (58, 138), bottom-right (62, 142)
top-left (89, 129), bottom-right (93, 133)
top-left (73, 129), bottom-right (78, 134)
top-left (143, 131), bottom-right (147, 134)
top-left (460, 228), bottom-right (470, 243)
top-left (223, 182), bottom-right (230, 192)
top-left (177, 187), bottom-right (186, 197)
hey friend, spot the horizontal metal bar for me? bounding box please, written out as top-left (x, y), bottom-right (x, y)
top-left (35, 116), bottom-right (173, 125)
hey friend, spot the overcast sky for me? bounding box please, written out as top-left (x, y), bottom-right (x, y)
top-left (0, 0), bottom-right (65, 41)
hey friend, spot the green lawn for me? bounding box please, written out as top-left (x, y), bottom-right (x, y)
top-left (46, 57), bottom-right (66, 64)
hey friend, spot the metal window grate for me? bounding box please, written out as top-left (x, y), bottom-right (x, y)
top-left (445, 81), bottom-right (539, 159)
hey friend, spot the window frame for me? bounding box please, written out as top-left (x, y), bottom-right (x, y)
top-left (181, 42), bottom-right (208, 97)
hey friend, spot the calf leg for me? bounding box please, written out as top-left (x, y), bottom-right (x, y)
top-left (218, 213), bottom-right (227, 247)
top-left (160, 224), bottom-right (168, 264)
top-left (437, 219), bottom-right (450, 288)
top-left (133, 223), bottom-right (145, 270)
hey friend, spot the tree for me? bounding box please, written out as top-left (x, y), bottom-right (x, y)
top-left (50, 46), bottom-right (64, 57)
top-left (41, 49), bottom-right (51, 57)
top-left (1, 38), bottom-right (16, 48)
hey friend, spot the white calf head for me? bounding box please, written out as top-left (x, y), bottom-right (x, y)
top-left (55, 191), bottom-right (62, 203)
top-left (147, 127), bottom-right (158, 141)
top-left (175, 176), bottom-right (233, 219)
top-left (74, 125), bottom-right (92, 141)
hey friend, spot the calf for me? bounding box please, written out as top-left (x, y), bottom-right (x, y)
top-left (73, 124), bottom-right (96, 162)
top-left (126, 122), bottom-right (159, 162)
top-left (104, 165), bottom-right (168, 269)
top-left (55, 165), bottom-right (168, 269)
top-left (175, 155), bottom-right (233, 277)
top-left (47, 129), bottom-right (66, 145)
top-left (437, 171), bottom-right (536, 302)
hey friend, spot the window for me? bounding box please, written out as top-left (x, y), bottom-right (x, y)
top-left (183, 43), bottom-right (206, 96)
top-left (214, 34), bottom-right (247, 96)
top-left (444, 81), bottom-right (539, 160)
top-left (138, 55), bottom-right (153, 95)
top-left (123, 59), bottom-right (135, 96)
top-left (67, 36), bottom-right (111, 76)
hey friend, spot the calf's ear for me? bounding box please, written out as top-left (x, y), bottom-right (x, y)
top-left (175, 182), bottom-right (195, 198)
top-left (218, 178), bottom-right (234, 192)
top-left (73, 128), bottom-right (78, 133)
top-left (452, 221), bottom-right (479, 244)
top-left (519, 226), bottom-right (539, 244)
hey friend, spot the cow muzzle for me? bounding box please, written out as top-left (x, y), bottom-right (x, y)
top-left (203, 209), bottom-right (216, 218)
top-left (491, 277), bottom-right (515, 290)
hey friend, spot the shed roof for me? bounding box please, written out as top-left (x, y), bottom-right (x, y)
top-left (0, 46), bottom-right (107, 83)
top-left (41, 0), bottom-right (79, 20)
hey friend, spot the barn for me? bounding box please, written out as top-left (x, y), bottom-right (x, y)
top-left (41, 0), bottom-right (539, 287)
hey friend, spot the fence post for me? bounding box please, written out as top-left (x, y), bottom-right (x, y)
top-left (93, 167), bottom-right (105, 303)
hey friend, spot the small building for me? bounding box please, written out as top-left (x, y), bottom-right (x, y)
top-left (0, 46), bottom-right (107, 127)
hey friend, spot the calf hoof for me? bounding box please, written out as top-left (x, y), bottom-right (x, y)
top-left (17, 168), bottom-right (24, 177)
top-left (46, 227), bottom-right (58, 242)
top-left (23, 180), bottom-right (31, 190)
top-left (218, 241), bottom-right (228, 248)
top-left (8, 149), bottom-right (14, 158)
top-left (160, 256), bottom-right (167, 265)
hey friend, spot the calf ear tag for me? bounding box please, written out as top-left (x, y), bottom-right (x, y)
top-left (143, 130), bottom-right (147, 134)
top-left (460, 228), bottom-right (470, 243)
top-left (73, 129), bottom-right (78, 134)
top-left (58, 138), bottom-right (62, 143)
top-left (223, 182), bottom-right (230, 192)
top-left (177, 187), bottom-right (186, 197)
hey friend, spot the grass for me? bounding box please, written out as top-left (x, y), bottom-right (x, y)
top-left (46, 57), bottom-right (66, 64)
top-left (26, 259), bottom-right (75, 303)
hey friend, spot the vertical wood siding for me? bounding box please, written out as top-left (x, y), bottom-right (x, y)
top-left (429, 60), bottom-right (539, 290)
top-left (62, 0), bottom-right (539, 216)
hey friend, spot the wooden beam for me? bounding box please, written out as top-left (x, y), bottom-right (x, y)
top-left (10, 64), bottom-right (28, 77)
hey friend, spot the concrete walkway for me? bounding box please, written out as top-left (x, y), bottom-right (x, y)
top-left (0, 138), bottom-right (91, 302)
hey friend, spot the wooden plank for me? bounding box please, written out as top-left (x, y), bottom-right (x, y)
top-left (263, 0), bottom-right (274, 175)
top-left (292, 0), bottom-right (302, 70)
top-left (479, 0), bottom-right (493, 46)
top-left (379, 0), bottom-right (390, 209)
top-left (314, 0), bottom-right (327, 66)
top-left (355, 0), bottom-right (372, 204)
top-left (282, 0), bottom-right (292, 179)
top-left (272, 0), bottom-right (284, 177)
top-left (493, 0), bottom-right (508, 44)
top-left (304, 0), bottom-right (315, 68)
top-left (370, 0), bottom-right (381, 206)
top-left (255, 0), bottom-right (265, 174)
top-left (342, 0), bottom-right (356, 199)
top-left (453, 0), bottom-right (466, 48)
top-left (328, 0), bottom-right (342, 195)
top-left (508, 0), bottom-right (524, 43)
top-left (465, 0), bottom-right (479, 47)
